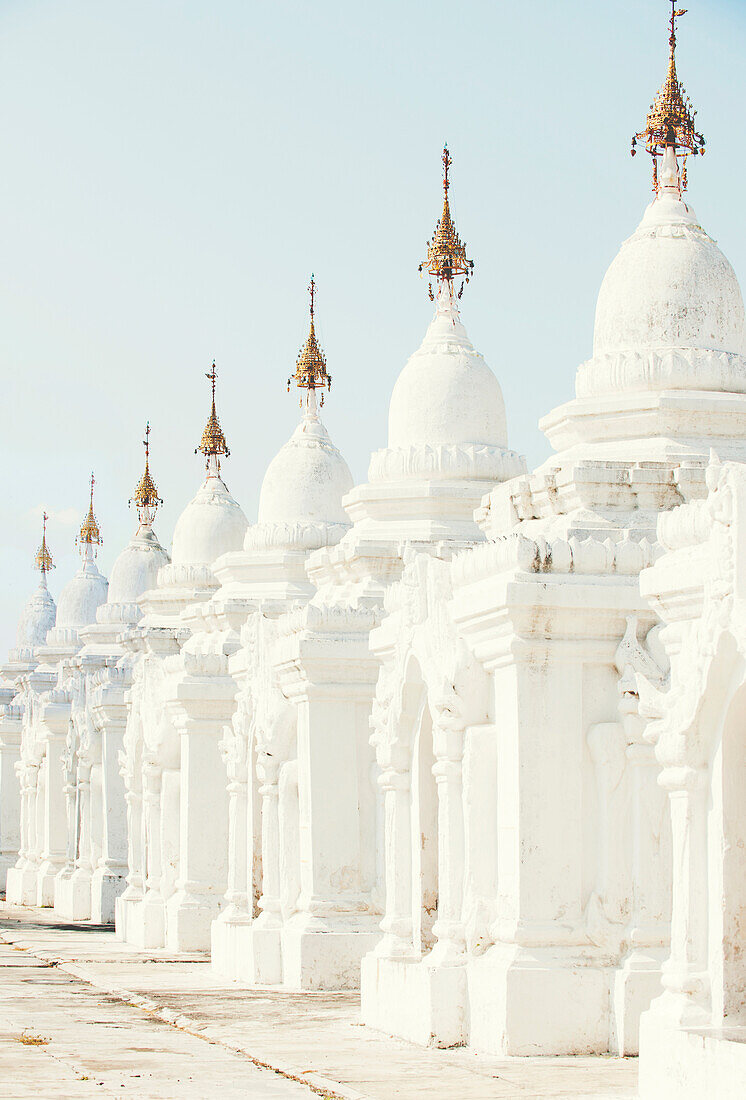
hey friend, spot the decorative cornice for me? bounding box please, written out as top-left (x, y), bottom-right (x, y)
top-left (368, 442), bottom-right (525, 485)
top-left (577, 347), bottom-right (746, 400)
top-left (452, 531), bottom-right (660, 589)
top-left (243, 519), bottom-right (350, 552)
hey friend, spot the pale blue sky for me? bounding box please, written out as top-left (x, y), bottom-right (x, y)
top-left (2, 0), bottom-right (745, 653)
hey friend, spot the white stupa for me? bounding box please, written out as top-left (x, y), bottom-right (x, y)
top-left (171, 364), bottom-right (248, 568)
top-left (8, 514), bottom-right (57, 666)
top-left (342, 146), bottom-right (524, 548)
top-left (215, 278), bottom-right (354, 606)
top-left (95, 424), bottom-right (170, 629)
top-left (45, 476), bottom-right (108, 649)
top-left (143, 365), bottom-right (248, 621)
top-left (541, 61), bottom-right (746, 465)
top-left (248, 277), bottom-right (353, 552)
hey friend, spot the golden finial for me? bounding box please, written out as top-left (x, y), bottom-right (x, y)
top-left (77, 472), bottom-right (103, 552)
top-left (34, 512), bottom-right (55, 577)
top-left (287, 275), bottom-right (332, 408)
top-left (419, 145), bottom-right (474, 302)
top-left (195, 361), bottom-right (230, 470)
top-left (631, 2), bottom-right (705, 192)
top-left (130, 422), bottom-right (162, 524)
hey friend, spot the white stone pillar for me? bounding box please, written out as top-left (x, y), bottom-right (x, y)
top-left (137, 758), bottom-right (166, 948)
top-left (91, 717), bottom-right (128, 923)
top-left (613, 739), bottom-right (671, 1054)
top-left (0, 724), bottom-right (22, 891)
top-left (36, 733), bottom-right (67, 906)
top-left (659, 765), bottom-right (710, 1022)
top-left (165, 715), bottom-right (229, 952)
top-left (211, 727), bottom-right (253, 979)
top-left (430, 723), bottom-right (466, 963)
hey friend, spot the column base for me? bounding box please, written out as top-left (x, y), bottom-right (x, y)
top-left (640, 1002), bottom-right (746, 1100)
top-left (361, 949), bottom-right (468, 1047)
top-left (114, 886), bottom-right (143, 942)
top-left (281, 912), bottom-right (380, 990)
top-left (90, 866), bottom-right (127, 925)
top-left (36, 858), bottom-right (65, 907)
top-left (53, 867), bottom-right (92, 921)
top-left (210, 908), bottom-right (279, 983)
top-left (0, 852), bottom-right (19, 893)
top-left (165, 889), bottom-right (221, 953)
top-left (611, 947), bottom-right (666, 1055)
top-left (5, 863), bottom-right (38, 905)
top-left (123, 889), bottom-right (166, 949)
top-left (466, 942), bottom-right (610, 1055)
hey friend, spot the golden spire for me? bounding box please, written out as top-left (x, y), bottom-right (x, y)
top-left (195, 361), bottom-right (230, 470)
top-left (419, 145), bottom-right (474, 302)
top-left (631, 2), bottom-right (705, 192)
top-left (77, 472), bottom-right (103, 553)
top-left (287, 275), bottom-right (332, 408)
top-left (130, 422), bottom-right (162, 526)
top-left (34, 512), bottom-right (55, 577)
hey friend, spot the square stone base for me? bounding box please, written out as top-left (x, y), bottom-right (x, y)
top-left (114, 890), bottom-right (142, 942)
top-left (165, 890), bottom-right (220, 953)
top-left (211, 914), bottom-right (283, 985)
top-left (36, 859), bottom-right (64, 907)
top-left (6, 865), bottom-right (38, 906)
top-left (282, 924), bottom-right (380, 991)
top-left (120, 890), bottom-right (165, 949)
top-left (53, 869), bottom-right (91, 921)
top-left (640, 1007), bottom-right (746, 1099)
top-left (611, 950), bottom-right (665, 1055)
top-left (361, 952), bottom-right (468, 1047)
top-left (466, 943), bottom-right (610, 1056)
top-left (90, 868), bottom-right (126, 925)
top-left (0, 853), bottom-right (18, 893)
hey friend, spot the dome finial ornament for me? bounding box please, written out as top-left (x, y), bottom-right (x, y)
top-left (34, 511), bottom-right (55, 581)
top-left (287, 275), bottom-right (332, 411)
top-left (631, 1), bottom-right (705, 195)
top-left (130, 421), bottom-right (163, 529)
top-left (196, 361), bottom-right (230, 472)
top-left (77, 472), bottom-right (103, 557)
top-left (418, 145), bottom-right (474, 303)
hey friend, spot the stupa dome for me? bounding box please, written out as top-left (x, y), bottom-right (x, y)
top-left (387, 296), bottom-right (508, 450)
top-left (171, 473), bottom-right (248, 567)
top-left (56, 561), bottom-right (109, 631)
top-left (107, 528), bottom-right (170, 605)
top-left (15, 582), bottom-right (56, 649)
top-left (593, 195), bottom-right (744, 359)
top-left (258, 409), bottom-right (353, 527)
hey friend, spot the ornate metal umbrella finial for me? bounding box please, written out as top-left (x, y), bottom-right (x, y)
top-left (196, 361), bottom-right (230, 470)
top-left (34, 511), bottom-right (54, 576)
top-left (130, 421), bottom-right (162, 525)
top-left (287, 275), bottom-right (332, 409)
top-left (77, 472), bottom-right (103, 554)
top-left (631, 1), bottom-right (705, 193)
top-left (419, 144), bottom-right (474, 302)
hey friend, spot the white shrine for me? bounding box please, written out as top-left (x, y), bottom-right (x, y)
top-left (6, 481), bottom-right (109, 910)
top-left (1, 4), bottom-right (745, 1095)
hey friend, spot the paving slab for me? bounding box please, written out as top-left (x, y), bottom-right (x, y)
top-left (0, 903), bottom-right (638, 1099)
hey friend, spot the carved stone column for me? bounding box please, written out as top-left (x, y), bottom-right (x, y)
top-left (659, 765), bottom-right (710, 1022)
top-left (137, 757), bottom-right (166, 948)
top-left (91, 714), bottom-right (128, 924)
top-left (430, 722), bottom-right (466, 963)
top-left (374, 748), bottom-right (413, 958)
top-left (211, 721), bottom-right (253, 979)
top-left (36, 731), bottom-right (68, 906)
top-left (0, 721), bottom-right (22, 891)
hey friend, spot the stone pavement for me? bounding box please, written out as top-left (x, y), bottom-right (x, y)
top-left (0, 904), bottom-right (638, 1100)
